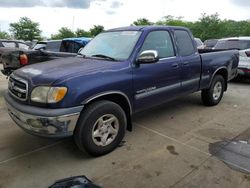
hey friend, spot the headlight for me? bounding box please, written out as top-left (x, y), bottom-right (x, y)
top-left (31, 86), bottom-right (67, 103)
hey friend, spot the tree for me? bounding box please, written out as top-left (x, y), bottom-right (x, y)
top-left (9, 17), bottom-right (42, 41)
top-left (131, 14), bottom-right (250, 41)
top-left (191, 13), bottom-right (225, 41)
top-left (0, 30), bottom-right (10, 39)
top-left (90, 25), bottom-right (104, 36)
top-left (51, 27), bottom-right (75, 39)
top-left (133, 18), bottom-right (153, 26)
top-left (75, 28), bottom-right (91, 38)
top-left (156, 15), bottom-right (193, 28)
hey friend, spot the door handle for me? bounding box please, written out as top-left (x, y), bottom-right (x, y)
top-left (183, 61), bottom-right (189, 66)
top-left (171, 63), bottom-right (179, 68)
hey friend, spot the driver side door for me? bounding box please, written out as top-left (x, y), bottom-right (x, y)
top-left (132, 30), bottom-right (182, 112)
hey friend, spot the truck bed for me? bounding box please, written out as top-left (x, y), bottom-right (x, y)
top-left (199, 49), bottom-right (239, 90)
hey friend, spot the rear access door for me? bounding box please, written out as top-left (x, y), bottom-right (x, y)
top-left (173, 29), bottom-right (201, 93)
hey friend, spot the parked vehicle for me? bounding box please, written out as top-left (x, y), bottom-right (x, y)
top-left (194, 38), bottom-right (205, 49)
top-left (32, 40), bottom-right (62, 52)
top-left (5, 26), bottom-right (239, 156)
top-left (0, 40), bottom-right (30, 49)
top-left (0, 40), bottom-right (30, 64)
top-left (214, 37), bottom-right (250, 77)
top-left (204, 39), bottom-right (218, 49)
top-left (1, 37), bottom-right (91, 76)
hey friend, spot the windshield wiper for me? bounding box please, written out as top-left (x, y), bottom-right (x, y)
top-left (77, 53), bottom-right (86, 58)
top-left (91, 54), bottom-right (117, 61)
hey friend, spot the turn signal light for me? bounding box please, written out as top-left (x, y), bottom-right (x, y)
top-left (20, 54), bottom-right (28, 65)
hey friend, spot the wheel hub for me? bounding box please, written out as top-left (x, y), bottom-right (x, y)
top-left (213, 81), bottom-right (222, 101)
top-left (92, 114), bottom-right (119, 147)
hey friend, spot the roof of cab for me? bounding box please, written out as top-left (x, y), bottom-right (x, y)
top-left (62, 37), bottom-right (92, 45)
top-left (107, 25), bottom-right (188, 32)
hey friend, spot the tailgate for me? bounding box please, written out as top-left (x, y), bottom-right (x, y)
top-left (238, 50), bottom-right (250, 69)
top-left (2, 51), bottom-right (21, 69)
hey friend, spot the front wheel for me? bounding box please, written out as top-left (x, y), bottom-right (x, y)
top-left (201, 75), bottom-right (225, 106)
top-left (74, 100), bottom-right (127, 156)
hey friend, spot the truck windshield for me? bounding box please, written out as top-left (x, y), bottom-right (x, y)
top-left (79, 31), bottom-right (141, 61)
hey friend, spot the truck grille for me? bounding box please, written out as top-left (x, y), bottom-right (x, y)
top-left (8, 75), bottom-right (28, 101)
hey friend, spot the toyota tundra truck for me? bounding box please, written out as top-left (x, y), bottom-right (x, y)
top-left (4, 26), bottom-right (239, 156)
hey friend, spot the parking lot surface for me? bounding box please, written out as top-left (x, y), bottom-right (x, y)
top-left (0, 70), bottom-right (250, 187)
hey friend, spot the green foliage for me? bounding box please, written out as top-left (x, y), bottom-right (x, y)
top-left (9, 17), bottom-right (42, 41)
top-left (156, 15), bottom-right (193, 28)
top-left (51, 27), bottom-right (76, 39)
top-left (190, 13), bottom-right (224, 41)
top-left (132, 14), bottom-right (250, 41)
top-left (90, 25), bottom-right (104, 36)
top-left (50, 25), bottom-right (105, 39)
top-left (0, 30), bottom-right (10, 39)
top-left (133, 18), bottom-right (153, 26)
top-left (75, 28), bottom-right (91, 38)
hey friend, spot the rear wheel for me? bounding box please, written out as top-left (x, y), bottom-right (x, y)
top-left (201, 75), bottom-right (225, 106)
top-left (74, 100), bottom-right (127, 156)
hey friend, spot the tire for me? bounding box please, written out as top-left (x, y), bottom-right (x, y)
top-left (201, 75), bottom-right (225, 106)
top-left (74, 100), bottom-right (127, 156)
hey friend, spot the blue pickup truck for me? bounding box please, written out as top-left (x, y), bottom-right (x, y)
top-left (4, 26), bottom-right (239, 156)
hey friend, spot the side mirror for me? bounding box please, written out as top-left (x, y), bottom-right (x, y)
top-left (137, 50), bottom-right (159, 64)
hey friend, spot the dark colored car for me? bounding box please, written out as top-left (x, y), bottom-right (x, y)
top-left (32, 40), bottom-right (62, 52)
top-left (5, 26), bottom-right (239, 156)
top-left (1, 37), bottom-right (91, 76)
top-left (0, 40), bottom-right (30, 64)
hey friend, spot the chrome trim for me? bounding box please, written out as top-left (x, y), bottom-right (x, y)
top-left (13, 86), bottom-right (26, 94)
top-left (6, 101), bottom-right (80, 138)
top-left (202, 75), bottom-right (210, 80)
top-left (181, 77), bottom-right (200, 87)
top-left (135, 83), bottom-right (180, 100)
top-left (83, 91), bottom-right (132, 114)
top-left (159, 56), bottom-right (177, 61)
top-left (8, 74), bottom-right (28, 101)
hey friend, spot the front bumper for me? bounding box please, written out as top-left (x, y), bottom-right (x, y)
top-left (5, 92), bottom-right (84, 138)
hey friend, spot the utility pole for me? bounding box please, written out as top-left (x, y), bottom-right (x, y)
top-left (72, 16), bottom-right (75, 31)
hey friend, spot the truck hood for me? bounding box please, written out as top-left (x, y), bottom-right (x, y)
top-left (14, 56), bottom-right (128, 85)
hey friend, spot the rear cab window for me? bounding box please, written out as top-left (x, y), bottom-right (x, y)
top-left (140, 30), bottom-right (175, 59)
top-left (174, 30), bottom-right (196, 56)
top-left (46, 41), bottom-right (61, 52)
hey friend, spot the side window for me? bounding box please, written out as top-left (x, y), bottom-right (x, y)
top-left (18, 43), bottom-right (29, 50)
top-left (140, 31), bottom-right (175, 59)
top-left (175, 30), bottom-right (195, 56)
top-left (60, 41), bottom-right (82, 53)
top-left (46, 41), bottom-right (61, 52)
top-left (72, 42), bottom-right (82, 53)
top-left (2, 42), bottom-right (16, 48)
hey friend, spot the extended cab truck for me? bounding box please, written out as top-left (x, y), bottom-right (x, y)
top-left (4, 26), bottom-right (239, 156)
top-left (1, 37), bottom-right (91, 76)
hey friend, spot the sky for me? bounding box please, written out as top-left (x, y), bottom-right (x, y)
top-left (0, 0), bottom-right (250, 37)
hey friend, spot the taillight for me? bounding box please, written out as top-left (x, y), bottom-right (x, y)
top-left (245, 51), bottom-right (250, 57)
top-left (19, 54), bottom-right (28, 65)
